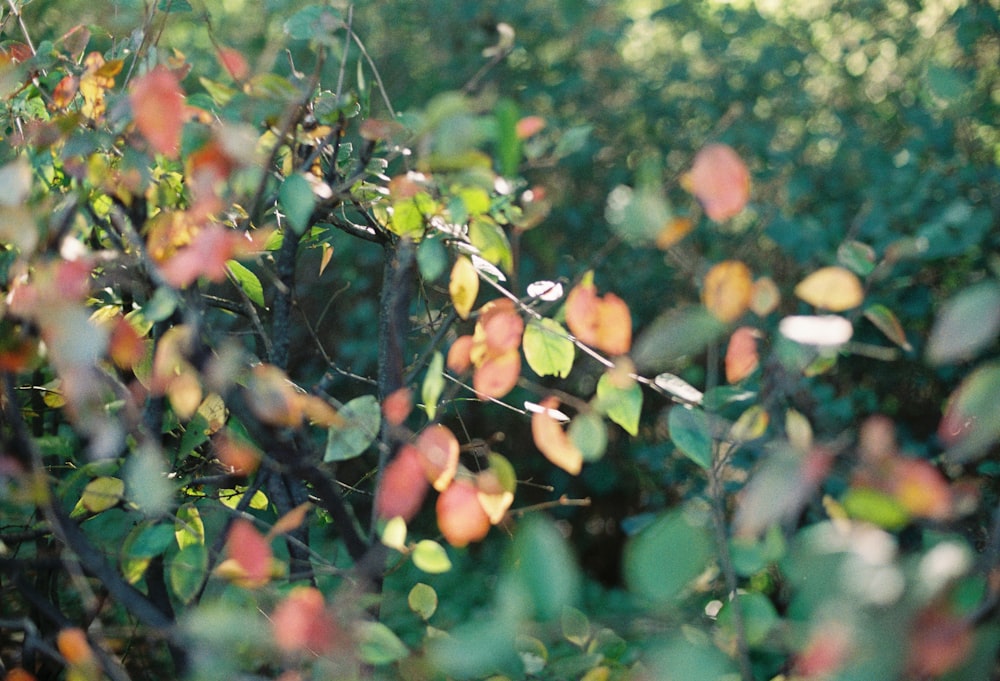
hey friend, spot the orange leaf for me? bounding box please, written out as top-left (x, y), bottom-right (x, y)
top-left (225, 518), bottom-right (272, 588)
top-left (890, 458), bottom-right (952, 520)
top-left (375, 444), bottom-right (430, 522)
top-left (531, 396), bottom-right (583, 475)
top-left (476, 469), bottom-right (514, 524)
top-left (416, 425), bottom-right (460, 492)
top-left (108, 316), bottom-right (145, 369)
top-left (4, 668), bottom-right (38, 681)
top-left (476, 299), bottom-right (524, 355)
top-left (130, 65), bottom-right (184, 158)
top-left (449, 257), bottom-right (479, 319)
top-left (596, 292), bottom-right (632, 355)
top-left (703, 260), bottom-right (753, 323)
top-left (565, 280), bottom-right (601, 347)
top-left (436, 478), bottom-right (491, 547)
top-left (656, 216), bottom-right (694, 250)
top-left (794, 266), bottom-right (864, 311)
top-left (214, 431), bottom-right (260, 476)
top-left (565, 279), bottom-right (633, 355)
top-left (515, 115), bottom-right (546, 139)
top-left (685, 143), bottom-right (750, 221)
top-left (271, 586), bottom-right (344, 655)
top-left (473, 348), bottom-right (521, 399)
top-left (267, 502), bottom-right (313, 540)
top-left (725, 326), bottom-right (760, 383)
top-left (216, 46), bottom-right (249, 81)
top-left (245, 364), bottom-right (303, 428)
top-left (52, 75), bottom-right (79, 109)
top-left (56, 628), bottom-right (95, 666)
top-left (382, 387), bottom-right (413, 427)
top-left (447, 335), bottom-right (474, 373)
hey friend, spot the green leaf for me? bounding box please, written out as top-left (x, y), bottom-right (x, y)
top-left (412, 539), bottom-right (452, 574)
top-left (506, 515), bottom-right (581, 621)
top-left (389, 196), bottom-right (428, 238)
top-left (408, 583), bottom-right (438, 621)
top-left (421, 352), bottom-right (445, 421)
top-left (468, 217), bottom-right (513, 272)
top-left (605, 183), bottom-right (672, 247)
top-left (495, 98), bottom-right (521, 177)
top-left (864, 304), bottom-right (912, 351)
top-left (717, 592), bottom-right (779, 647)
top-left (356, 621), bottom-right (408, 665)
top-left (596, 373), bottom-right (642, 435)
top-left (842, 487), bottom-right (910, 530)
top-left (633, 306), bottom-right (726, 372)
top-left (669, 406), bottom-right (713, 469)
top-left (561, 607), bottom-right (590, 648)
top-left (197, 77), bottom-right (236, 107)
top-left (128, 523), bottom-right (177, 558)
top-left (381, 516), bottom-right (407, 551)
top-left (142, 286), bottom-right (179, 323)
top-left (623, 508), bottom-right (714, 605)
top-left (645, 634), bottom-right (736, 681)
top-left (279, 173), bottom-right (316, 235)
top-left (568, 412), bottom-right (607, 462)
top-left (837, 240), bottom-right (876, 276)
top-left (523, 318), bottom-right (575, 378)
top-left (174, 502), bottom-right (205, 550)
top-left (225, 260), bottom-right (265, 307)
top-left (170, 543), bottom-right (207, 605)
top-left (417, 237), bottom-right (448, 281)
top-left (158, 0), bottom-right (193, 11)
top-left (942, 362), bottom-right (1000, 462)
top-left (284, 6), bottom-right (342, 43)
top-left (324, 395), bottom-right (381, 462)
top-left (926, 281), bottom-right (1000, 365)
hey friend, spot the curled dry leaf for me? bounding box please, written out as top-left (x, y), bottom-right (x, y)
top-left (702, 260), bottom-right (753, 323)
top-left (685, 143), bottom-right (750, 221)
top-left (531, 396), bottom-right (583, 475)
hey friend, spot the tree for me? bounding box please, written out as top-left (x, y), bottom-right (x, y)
top-left (1, 1), bottom-right (998, 681)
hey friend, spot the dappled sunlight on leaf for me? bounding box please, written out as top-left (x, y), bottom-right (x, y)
top-left (449, 256), bottom-right (479, 319)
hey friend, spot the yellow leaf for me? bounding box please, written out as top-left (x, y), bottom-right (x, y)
top-left (449, 256), bottom-right (479, 319)
top-left (702, 260), bottom-right (753, 323)
top-left (794, 266), bottom-right (864, 311)
top-left (75, 476), bottom-right (125, 516)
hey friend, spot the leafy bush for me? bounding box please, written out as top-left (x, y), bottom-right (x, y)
top-left (1, 2), bottom-right (998, 681)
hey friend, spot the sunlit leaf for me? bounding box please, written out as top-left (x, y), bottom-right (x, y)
top-left (446, 334), bottom-right (474, 374)
top-left (685, 143), bottom-right (750, 221)
top-left (408, 583), bottom-right (438, 621)
top-left (469, 217), bottom-right (513, 273)
top-left (623, 508), bottom-right (714, 604)
top-left (786, 409), bottom-right (814, 453)
top-left (437, 478), bottom-right (491, 547)
top-left (926, 281), bottom-right (1000, 365)
top-left (422, 351), bottom-right (445, 420)
top-left (729, 404), bottom-right (769, 443)
top-left (225, 260), bottom-right (264, 307)
top-left (412, 539), bottom-right (452, 573)
top-left (842, 487), bottom-right (910, 530)
top-left (794, 266), bottom-right (864, 311)
top-left (565, 278), bottom-right (632, 355)
top-left (526, 280), bottom-right (564, 301)
top-left (725, 326), bottom-right (761, 383)
top-left (449, 256), bottom-right (479, 319)
top-left (381, 515), bottom-right (407, 551)
top-left (668, 406), bottom-right (712, 469)
top-left (476, 468), bottom-right (515, 524)
top-left (416, 425), bottom-right (460, 492)
top-left (523, 318), bottom-right (575, 378)
top-left (864, 304), bottom-right (912, 352)
top-left (596, 371), bottom-right (642, 436)
top-left (702, 260), bottom-right (753, 323)
top-left (324, 394), bottom-right (381, 462)
top-left (174, 503), bottom-right (205, 550)
top-left (130, 65), bottom-right (184, 158)
top-left (653, 373), bottom-right (704, 405)
top-left (532, 396), bottom-right (584, 475)
top-left (779, 315), bottom-right (853, 347)
top-left (73, 476), bottom-right (124, 516)
top-left (279, 173), bottom-right (316, 235)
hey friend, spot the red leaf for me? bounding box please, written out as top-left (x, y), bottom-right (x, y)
top-left (416, 425), bottom-right (460, 492)
top-left (515, 115), bottom-right (546, 139)
top-left (108, 316), bottom-right (145, 369)
top-left (473, 348), bottom-right (521, 399)
top-left (724, 326), bottom-right (760, 383)
top-left (225, 518), bottom-right (272, 588)
top-left (477, 299), bottom-right (524, 355)
top-left (375, 444), bottom-right (429, 521)
top-left (436, 478), bottom-right (491, 547)
top-left (52, 75), bottom-right (79, 109)
top-left (686, 143), bottom-right (750, 221)
top-left (446, 335), bottom-right (474, 374)
top-left (271, 586), bottom-right (344, 655)
top-left (158, 225), bottom-right (242, 288)
top-left (382, 387), bottom-right (413, 427)
top-left (565, 280), bottom-right (632, 356)
top-left (216, 46), bottom-right (249, 81)
top-left (130, 65), bottom-right (184, 158)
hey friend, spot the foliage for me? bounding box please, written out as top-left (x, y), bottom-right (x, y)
top-left (1, 1), bottom-right (999, 681)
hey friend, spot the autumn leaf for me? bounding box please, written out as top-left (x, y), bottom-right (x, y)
top-left (446, 335), bottom-right (474, 373)
top-left (449, 256), bottom-right (479, 319)
top-left (271, 586), bottom-right (345, 655)
top-left (565, 278), bottom-right (632, 355)
top-left (376, 444), bottom-right (430, 522)
top-left (222, 518), bottom-right (272, 588)
top-left (685, 143), bottom-right (750, 221)
top-left (416, 425), bottom-right (460, 492)
top-left (57, 628), bottom-right (96, 666)
top-left (516, 115), bottom-right (546, 139)
top-left (750, 276), bottom-right (781, 316)
top-left (475, 299), bottom-right (524, 355)
top-left (473, 348), bottom-right (521, 399)
top-left (725, 326), bottom-right (761, 383)
top-left (702, 260), bottom-right (753, 323)
top-left (656, 216), bottom-right (694, 250)
top-left (531, 396), bottom-right (584, 475)
top-left (79, 52), bottom-right (122, 119)
top-left (245, 364), bottom-right (303, 428)
top-left (130, 65), bottom-right (185, 158)
top-left (794, 266), bottom-right (864, 311)
top-left (382, 387), bottom-right (413, 427)
top-left (216, 46), bottom-right (249, 81)
top-left (436, 477), bottom-right (491, 547)
top-left (267, 502), bottom-right (313, 540)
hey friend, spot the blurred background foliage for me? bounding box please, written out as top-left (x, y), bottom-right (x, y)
top-left (7, 0), bottom-right (999, 675)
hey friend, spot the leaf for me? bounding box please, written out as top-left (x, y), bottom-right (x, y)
top-left (174, 503), bottom-right (205, 550)
top-left (717, 592), bottom-right (779, 646)
top-left (523, 318), bottom-right (575, 378)
top-left (526, 280), bottom-right (564, 301)
top-left (73, 476), bottom-right (125, 516)
top-left (864, 304), bottom-right (912, 352)
top-left (324, 395), bottom-right (381, 462)
top-left (130, 65), bottom-right (184, 158)
top-left (436, 478), bottom-right (491, 547)
top-left (729, 404), bottom-right (769, 443)
top-left (267, 502), bottom-right (312, 539)
top-left (779, 315), bottom-right (853, 347)
top-left (127, 523), bottom-right (176, 558)
top-left (382, 387), bottom-right (412, 427)
top-left (408, 583), bottom-right (439, 621)
top-left (532, 396), bottom-right (584, 475)
top-left (216, 45), bottom-right (249, 80)
top-left (225, 260), bottom-right (264, 307)
top-left (794, 266), bottom-right (864, 311)
top-left (750, 276), bottom-right (781, 316)
top-left (357, 621), bottom-right (409, 665)
top-left (446, 334), bottom-right (474, 374)
top-left (653, 373), bottom-right (704, 404)
top-left (623, 508), bottom-right (714, 604)
top-left (417, 237), bottom-right (448, 281)
top-left (412, 539), bottom-right (452, 573)
top-left (685, 143), bottom-right (750, 221)
top-left (222, 518), bottom-right (272, 588)
top-left (416, 425), bottom-right (460, 492)
top-left (837, 240), bottom-right (877, 277)
top-left (422, 351), bottom-right (445, 420)
top-left (270, 587), bottom-right (342, 654)
top-left (939, 362), bottom-right (1000, 462)
top-left (656, 216), bottom-right (694, 250)
top-left (565, 279), bottom-right (632, 355)
top-left (473, 348), bottom-right (521, 399)
top-left (449, 256), bottom-right (479, 319)
top-left (633, 307), bottom-right (727, 371)
top-left (725, 326), bottom-right (761, 383)
top-left (569, 412), bottom-right (608, 462)
top-left (170, 543), bottom-right (207, 604)
top-left (279, 173), bottom-right (316, 235)
top-left (469, 217), bottom-right (513, 272)
top-left (702, 260), bottom-right (753, 323)
top-left (926, 281), bottom-right (1000, 365)
top-left (596, 372), bottom-right (642, 436)
top-left (561, 607), bottom-right (591, 648)
top-left (507, 515), bottom-right (582, 621)
top-left (668, 406), bottom-right (713, 469)
top-left (381, 516), bottom-right (407, 550)
top-left (842, 487), bottom-right (910, 530)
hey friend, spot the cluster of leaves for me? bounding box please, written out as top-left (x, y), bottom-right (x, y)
top-left (1, 2), bottom-right (999, 681)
